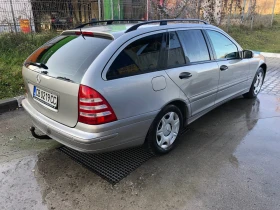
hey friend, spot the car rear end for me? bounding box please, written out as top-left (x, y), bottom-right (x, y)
top-left (22, 29), bottom-right (145, 152)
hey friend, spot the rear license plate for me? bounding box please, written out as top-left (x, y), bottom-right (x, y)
top-left (33, 86), bottom-right (58, 109)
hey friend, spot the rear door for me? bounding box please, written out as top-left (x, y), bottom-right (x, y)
top-left (164, 29), bottom-right (220, 116)
top-left (205, 30), bottom-right (250, 103)
top-left (103, 31), bottom-right (179, 120)
top-left (22, 34), bottom-right (112, 127)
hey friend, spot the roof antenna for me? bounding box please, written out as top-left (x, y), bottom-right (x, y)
top-left (80, 27), bottom-right (85, 40)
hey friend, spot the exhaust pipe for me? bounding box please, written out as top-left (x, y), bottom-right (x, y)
top-left (30, 126), bottom-right (51, 140)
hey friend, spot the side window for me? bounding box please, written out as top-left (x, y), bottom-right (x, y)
top-left (167, 32), bottom-right (185, 68)
top-left (177, 30), bottom-right (210, 63)
top-left (106, 33), bottom-right (163, 80)
top-left (206, 30), bottom-right (239, 59)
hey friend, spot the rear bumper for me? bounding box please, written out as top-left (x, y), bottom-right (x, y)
top-left (22, 99), bottom-right (156, 153)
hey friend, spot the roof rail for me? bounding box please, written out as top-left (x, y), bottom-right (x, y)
top-left (125, 19), bottom-right (208, 33)
top-left (75, 19), bottom-right (145, 29)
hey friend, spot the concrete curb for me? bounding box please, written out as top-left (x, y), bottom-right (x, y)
top-left (261, 52), bottom-right (280, 58)
top-left (0, 95), bottom-right (25, 114)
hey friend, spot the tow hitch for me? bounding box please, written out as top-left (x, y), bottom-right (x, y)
top-left (30, 126), bottom-right (51, 139)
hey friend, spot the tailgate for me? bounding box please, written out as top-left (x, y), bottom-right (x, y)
top-left (23, 66), bottom-right (79, 127)
top-left (22, 34), bottom-right (113, 127)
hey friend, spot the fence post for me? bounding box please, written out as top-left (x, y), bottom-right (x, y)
top-left (250, 15), bottom-right (254, 30)
top-left (9, 0), bottom-right (17, 33)
top-left (118, 0), bottom-right (120, 19)
top-left (111, 0), bottom-right (114, 19)
top-left (227, 0), bottom-right (233, 32)
top-left (146, 0), bottom-right (149, 20)
top-left (98, 0), bottom-right (101, 20)
top-left (247, 0), bottom-right (252, 19)
top-left (241, 0), bottom-right (247, 23)
top-left (271, 0), bottom-right (277, 27)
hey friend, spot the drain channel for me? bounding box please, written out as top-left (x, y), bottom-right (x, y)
top-left (58, 146), bottom-right (154, 184)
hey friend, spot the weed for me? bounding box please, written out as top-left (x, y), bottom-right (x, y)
top-left (0, 32), bottom-right (57, 99)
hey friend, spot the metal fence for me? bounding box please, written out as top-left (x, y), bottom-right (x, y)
top-left (0, 0), bottom-right (279, 33)
top-left (148, 0), bottom-right (279, 30)
top-left (221, 0), bottom-right (280, 30)
top-left (0, 0), bottom-right (149, 32)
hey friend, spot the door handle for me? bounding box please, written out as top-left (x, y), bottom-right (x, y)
top-left (179, 72), bottom-right (192, 79)
top-left (220, 65), bottom-right (228, 71)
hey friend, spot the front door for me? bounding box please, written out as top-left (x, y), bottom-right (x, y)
top-left (205, 30), bottom-right (250, 104)
top-left (164, 29), bottom-right (220, 116)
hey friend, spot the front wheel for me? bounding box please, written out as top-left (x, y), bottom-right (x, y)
top-left (243, 67), bottom-right (264, 99)
top-left (145, 105), bottom-right (183, 155)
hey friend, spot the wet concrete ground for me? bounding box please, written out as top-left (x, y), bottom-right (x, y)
top-left (1, 93), bottom-right (280, 210)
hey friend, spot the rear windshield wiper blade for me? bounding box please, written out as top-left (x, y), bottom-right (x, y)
top-left (40, 70), bottom-right (48, 74)
top-left (25, 62), bottom-right (48, 70)
top-left (56, 76), bottom-right (74, 82)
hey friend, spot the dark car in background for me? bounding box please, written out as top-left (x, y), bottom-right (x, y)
top-left (51, 12), bottom-right (73, 30)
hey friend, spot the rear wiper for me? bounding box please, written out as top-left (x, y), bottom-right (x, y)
top-left (40, 70), bottom-right (48, 74)
top-left (56, 76), bottom-right (74, 82)
top-left (25, 62), bottom-right (48, 70)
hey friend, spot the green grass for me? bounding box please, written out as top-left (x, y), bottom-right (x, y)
top-left (0, 19), bottom-right (280, 99)
top-left (227, 26), bottom-right (280, 53)
top-left (227, 14), bottom-right (280, 52)
top-left (0, 32), bottom-right (57, 99)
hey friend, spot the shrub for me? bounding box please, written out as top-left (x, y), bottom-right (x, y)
top-left (0, 32), bottom-right (57, 99)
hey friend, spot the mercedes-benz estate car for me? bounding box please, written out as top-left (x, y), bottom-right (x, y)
top-left (22, 19), bottom-right (266, 155)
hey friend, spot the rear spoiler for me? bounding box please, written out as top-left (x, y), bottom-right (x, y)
top-left (61, 30), bottom-right (114, 40)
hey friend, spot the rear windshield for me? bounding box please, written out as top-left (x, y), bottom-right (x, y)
top-left (24, 35), bottom-right (112, 83)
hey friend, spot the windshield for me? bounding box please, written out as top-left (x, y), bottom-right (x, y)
top-left (24, 35), bottom-right (112, 83)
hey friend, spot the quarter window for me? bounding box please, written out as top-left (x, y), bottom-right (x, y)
top-left (177, 30), bottom-right (210, 63)
top-left (167, 32), bottom-right (185, 68)
top-left (206, 30), bottom-right (239, 59)
top-left (106, 33), bottom-right (163, 80)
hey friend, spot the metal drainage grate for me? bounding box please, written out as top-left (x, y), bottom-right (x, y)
top-left (58, 146), bottom-right (154, 184)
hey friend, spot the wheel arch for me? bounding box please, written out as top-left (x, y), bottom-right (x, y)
top-left (145, 99), bottom-right (190, 141)
top-left (144, 99), bottom-right (190, 154)
top-left (162, 99), bottom-right (190, 127)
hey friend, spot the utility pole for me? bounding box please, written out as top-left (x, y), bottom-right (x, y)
top-left (9, 0), bottom-right (17, 33)
top-left (271, 0), bottom-right (277, 27)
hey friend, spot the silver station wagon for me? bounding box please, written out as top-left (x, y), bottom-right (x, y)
top-left (22, 19), bottom-right (266, 155)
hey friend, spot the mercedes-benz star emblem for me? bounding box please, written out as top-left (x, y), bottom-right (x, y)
top-left (36, 74), bottom-right (41, 83)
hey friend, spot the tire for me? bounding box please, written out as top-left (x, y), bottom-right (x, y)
top-left (243, 67), bottom-right (264, 99)
top-left (145, 105), bottom-right (183, 155)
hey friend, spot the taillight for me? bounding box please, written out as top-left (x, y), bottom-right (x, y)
top-left (78, 85), bottom-right (117, 125)
top-left (75, 31), bottom-right (94, 37)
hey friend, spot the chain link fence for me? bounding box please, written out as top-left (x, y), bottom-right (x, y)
top-left (221, 0), bottom-right (280, 31)
top-left (0, 0), bottom-right (279, 33)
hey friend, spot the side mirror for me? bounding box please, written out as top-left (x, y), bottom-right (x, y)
top-left (243, 50), bottom-right (253, 59)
